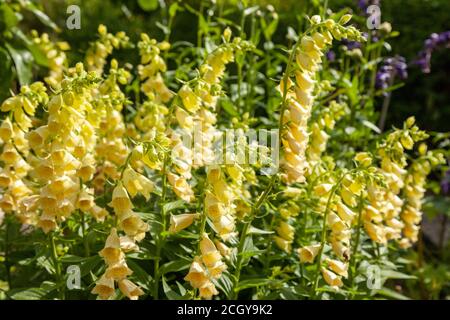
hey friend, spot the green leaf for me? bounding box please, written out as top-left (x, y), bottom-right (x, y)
top-left (24, 3), bottom-right (59, 31)
top-left (235, 278), bottom-right (274, 291)
top-left (162, 277), bottom-right (183, 300)
top-left (361, 120), bottom-right (381, 134)
top-left (374, 287), bottom-right (411, 300)
top-left (381, 270), bottom-right (417, 280)
top-left (0, 3), bottom-right (19, 29)
top-left (220, 98), bottom-right (239, 117)
top-left (243, 6), bottom-right (259, 16)
top-left (80, 256), bottom-right (102, 277)
top-left (127, 259), bottom-right (152, 289)
top-left (5, 43), bottom-right (33, 85)
top-left (213, 273), bottom-right (233, 298)
top-left (10, 288), bottom-right (48, 300)
top-left (0, 47), bottom-right (13, 102)
top-left (159, 259), bottom-right (191, 275)
top-left (60, 255), bottom-right (90, 263)
top-left (163, 200), bottom-right (185, 213)
top-left (248, 226), bottom-right (274, 235)
top-left (138, 0), bottom-right (159, 11)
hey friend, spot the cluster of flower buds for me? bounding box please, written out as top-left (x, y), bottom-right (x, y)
top-left (31, 30), bottom-right (70, 89)
top-left (93, 60), bottom-right (131, 188)
top-left (85, 25), bottom-right (130, 74)
top-left (306, 100), bottom-right (348, 175)
top-left (137, 34), bottom-right (172, 104)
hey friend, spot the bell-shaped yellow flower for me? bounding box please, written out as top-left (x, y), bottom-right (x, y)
top-left (118, 279), bottom-right (144, 300)
top-left (105, 257), bottom-right (133, 280)
top-left (321, 268), bottom-right (343, 288)
top-left (169, 213), bottom-right (198, 233)
top-left (91, 274), bottom-right (115, 300)
top-left (297, 244), bottom-right (321, 263)
top-left (108, 182), bottom-right (133, 215)
top-left (99, 228), bottom-right (122, 265)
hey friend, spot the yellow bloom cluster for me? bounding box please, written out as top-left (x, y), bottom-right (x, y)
top-left (86, 25), bottom-right (130, 75)
top-left (94, 60), bottom-right (131, 187)
top-left (205, 166), bottom-right (237, 241)
top-left (0, 82), bottom-right (48, 223)
top-left (306, 100), bottom-right (348, 175)
top-left (364, 118), bottom-right (427, 244)
top-left (31, 30), bottom-right (70, 89)
top-left (281, 16), bottom-right (362, 184)
top-left (184, 233), bottom-right (227, 299)
top-left (92, 228), bottom-right (143, 300)
top-left (26, 64), bottom-right (104, 232)
top-left (169, 30), bottom-right (251, 203)
top-left (138, 34), bottom-right (172, 104)
top-left (399, 149), bottom-right (444, 248)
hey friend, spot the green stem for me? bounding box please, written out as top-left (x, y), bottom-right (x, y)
top-left (237, 62), bottom-right (243, 115)
top-left (4, 216), bottom-right (12, 290)
top-left (349, 193), bottom-right (365, 290)
top-left (230, 176), bottom-right (276, 299)
top-left (153, 152), bottom-right (170, 300)
top-left (50, 233), bottom-right (65, 299)
top-left (311, 174), bottom-right (347, 298)
top-left (80, 211), bottom-right (90, 257)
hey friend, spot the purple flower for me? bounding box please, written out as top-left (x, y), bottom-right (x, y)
top-left (441, 169), bottom-right (450, 195)
top-left (358, 0), bottom-right (381, 12)
top-left (376, 56), bottom-right (408, 95)
top-left (326, 50), bottom-right (336, 62)
top-left (342, 39), bottom-right (362, 50)
top-left (414, 30), bottom-right (450, 73)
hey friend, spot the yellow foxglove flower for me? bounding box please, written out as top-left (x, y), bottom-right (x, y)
top-left (90, 205), bottom-right (109, 222)
top-left (274, 236), bottom-right (292, 253)
top-left (120, 236), bottom-right (139, 252)
top-left (105, 257), bottom-right (133, 280)
top-left (0, 118), bottom-right (13, 142)
top-left (335, 202), bottom-right (355, 223)
top-left (77, 188), bottom-right (94, 211)
top-left (167, 172), bottom-right (194, 203)
top-left (214, 240), bottom-right (232, 259)
top-left (119, 210), bottom-right (149, 239)
top-left (200, 233), bottom-right (222, 267)
top-left (276, 221), bottom-right (295, 241)
top-left (118, 279), bottom-right (144, 300)
top-left (99, 228), bottom-right (122, 264)
top-left (38, 213), bottom-right (57, 233)
top-left (297, 244), bottom-right (321, 263)
top-left (340, 187), bottom-right (356, 207)
top-left (199, 281), bottom-right (219, 300)
top-left (314, 183), bottom-right (333, 196)
top-left (184, 257), bottom-right (210, 289)
top-left (326, 259), bottom-right (348, 278)
top-left (92, 274), bottom-right (115, 300)
top-left (321, 268), bottom-right (343, 288)
top-left (109, 182), bottom-right (133, 215)
top-left (179, 85), bottom-right (200, 112)
top-left (169, 213), bottom-right (198, 233)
